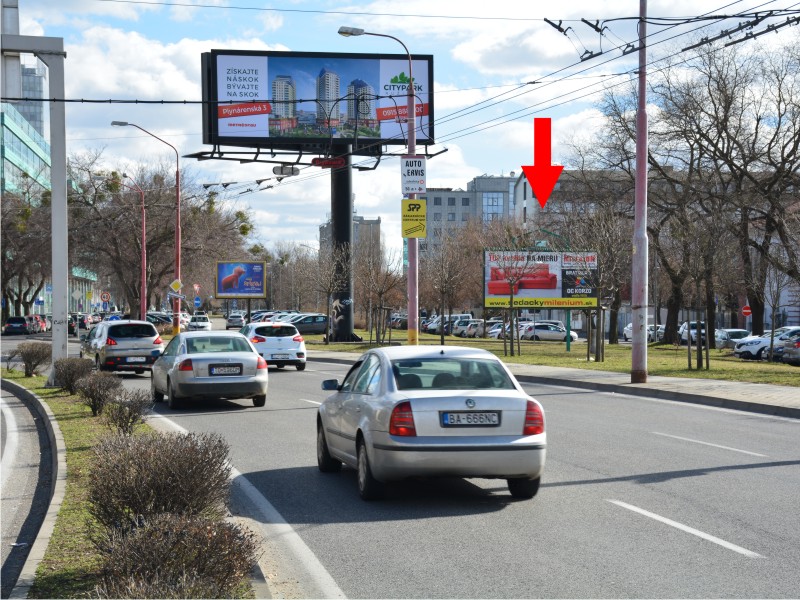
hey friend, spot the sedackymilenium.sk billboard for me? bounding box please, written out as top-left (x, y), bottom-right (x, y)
top-left (201, 50), bottom-right (434, 151)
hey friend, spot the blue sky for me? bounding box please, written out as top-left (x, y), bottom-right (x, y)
top-left (17, 0), bottom-right (800, 253)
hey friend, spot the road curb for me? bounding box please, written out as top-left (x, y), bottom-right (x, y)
top-left (507, 374), bottom-right (800, 419)
top-left (307, 355), bottom-right (800, 420)
top-left (1, 378), bottom-right (67, 599)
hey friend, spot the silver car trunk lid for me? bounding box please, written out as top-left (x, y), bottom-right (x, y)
top-left (404, 391), bottom-right (529, 437)
top-left (188, 352), bottom-right (258, 377)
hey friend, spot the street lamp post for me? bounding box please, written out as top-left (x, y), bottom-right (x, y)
top-left (338, 26), bottom-right (419, 344)
top-left (111, 121), bottom-right (181, 334)
top-left (121, 174), bottom-right (147, 320)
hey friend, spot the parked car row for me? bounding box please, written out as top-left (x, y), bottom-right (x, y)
top-left (733, 326), bottom-right (800, 361)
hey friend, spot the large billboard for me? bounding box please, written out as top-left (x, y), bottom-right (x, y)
top-left (484, 250), bottom-right (598, 309)
top-left (201, 50), bottom-right (434, 152)
top-left (216, 261), bottom-right (267, 299)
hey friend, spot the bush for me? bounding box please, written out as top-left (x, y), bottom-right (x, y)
top-left (53, 357), bottom-right (93, 394)
top-left (94, 513), bottom-right (259, 599)
top-left (155, 323), bottom-right (172, 336)
top-left (17, 341), bottom-right (51, 377)
top-left (101, 389), bottom-right (153, 436)
top-left (89, 432), bottom-right (231, 530)
top-left (75, 372), bottom-right (123, 416)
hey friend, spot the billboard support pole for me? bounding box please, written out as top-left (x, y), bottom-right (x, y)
top-left (330, 144), bottom-right (354, 341)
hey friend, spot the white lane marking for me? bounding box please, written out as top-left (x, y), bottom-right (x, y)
top-left (301, 399), bottom-right (322, 406)
top-left (651, 432), bottom-right (768, 457)
top-left (607, 500), bottom-right (762, 558)
top-left (1, 395), bottom-right (20, 488)
top-left (147, 412), bottom-right (345, 598)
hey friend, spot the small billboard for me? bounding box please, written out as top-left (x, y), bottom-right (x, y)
top-left (216, 261), bottom-right (267, 299)
top-left (484, 250), bottom-right (598, 309)
top-left (201, 50), bottom-right (434, 152)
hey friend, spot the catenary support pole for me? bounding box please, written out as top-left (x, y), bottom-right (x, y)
top-left (631, 0), bottom-right (650, 383)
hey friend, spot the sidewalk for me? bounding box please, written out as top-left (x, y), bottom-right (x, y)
top-left (308, 350), bottom-right (800, 419)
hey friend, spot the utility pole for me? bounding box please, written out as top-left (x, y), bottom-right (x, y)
top-left (631, 0), bottom-right (650, 383)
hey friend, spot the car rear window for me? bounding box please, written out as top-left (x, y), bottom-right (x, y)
top-left (186, 336), bottom-right (252, 353)
top-left (108, 324), bottom-right (158, 338)
top-left (7, 316), bottom-right (26, 324)
top-left (392, 357), bottom-right (515, 390)
top-left (255, 326), bottom-right (298, 338)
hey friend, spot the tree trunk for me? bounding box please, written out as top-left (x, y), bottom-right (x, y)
top-left (664, 281), bottom-right (684, 345)
top-left (608, 290), bottom-right (621, 344)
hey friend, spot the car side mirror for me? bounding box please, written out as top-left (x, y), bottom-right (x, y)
top-left (321, 379), bottom-right (340, 391)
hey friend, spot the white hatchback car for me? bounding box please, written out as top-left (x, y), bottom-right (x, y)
top-left (188, 314), bottom-right (212, 331)
top-left (239, 322), bottom-right (307, 371)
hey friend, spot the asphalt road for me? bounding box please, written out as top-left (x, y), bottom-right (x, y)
top-left (115, 361), bottom-right (800, 599)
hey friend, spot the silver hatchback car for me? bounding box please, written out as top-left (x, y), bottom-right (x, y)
top-left (80, 320), bottom-right (164, 373)
top-left (317, 346), bottom-right (546, 501)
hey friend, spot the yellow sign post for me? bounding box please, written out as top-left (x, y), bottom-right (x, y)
top-left (401, 198), bottom-right (427, 238)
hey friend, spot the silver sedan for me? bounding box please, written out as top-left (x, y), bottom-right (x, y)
top-left (151, 331), bottom-right (268, 409)
top-left (317, 346), bottom-right (546, 500)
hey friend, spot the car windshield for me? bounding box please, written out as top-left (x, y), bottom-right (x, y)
top-left (191, 316), bottom-right (209, 322)
top-left (185, 336), bottom-right (252, 354)
top-left (392, 357), bottom-right (515, 390)
top-left (108, 324), bottom-right (158, 338)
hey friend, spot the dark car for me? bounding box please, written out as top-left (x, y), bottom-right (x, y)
top-left (3, 316), bottom-right (31, 335)
top-left (68, 314), bottom-right (78, 336)
top-left (289, 313), bottom-right (329, 335)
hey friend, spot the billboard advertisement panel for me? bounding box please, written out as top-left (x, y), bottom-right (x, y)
top-left (215, 261), bottom-right (267, 299)
top-left (484, 250), bottom-right (598, 309)
top-left (202, 50), bottom-right (434, 150)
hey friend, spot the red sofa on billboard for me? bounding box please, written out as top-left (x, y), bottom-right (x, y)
top-left (486, 265), bottom-right (558, 295)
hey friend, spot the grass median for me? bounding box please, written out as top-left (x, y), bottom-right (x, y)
top-left (304, 331), bottom-right (800, 387)
top-left (2, 368), bottom-right (254, 599)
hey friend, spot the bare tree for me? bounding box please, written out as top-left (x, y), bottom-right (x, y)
top-left (353, 235), bottom-right (404, 343)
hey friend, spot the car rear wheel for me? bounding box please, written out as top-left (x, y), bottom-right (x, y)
top-left (167, 380), bottom-right (181, 409)
top-left (317, 424), bottom-right (341, 473)
top-left (296, 363), bottom-right (306, 371)
top-left (533, 335), bottom-right (541, 341)
top-left (507, 476), bottom-right (540, 499)
top-left (357, 438), bottom-right (384, 501)
top-left (253, 394), bottom-right (266, 407)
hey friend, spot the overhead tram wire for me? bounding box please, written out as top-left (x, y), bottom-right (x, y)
top-left (230, 1), bottom-right (798, 194)
top-left (16, 3), bottom-right (795, 197)
top-left (207, 3), bottom-right (800, 199)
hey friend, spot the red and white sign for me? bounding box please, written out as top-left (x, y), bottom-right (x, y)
top-left (742, 305), bottom-right (752, 317)
top-left (100, 291), bottom-right (111, 302)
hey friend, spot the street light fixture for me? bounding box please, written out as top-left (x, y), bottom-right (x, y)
top-left (338, 25), bottom-right (420, 344)
top-left (112, 121), bottom-right (182, 334)
top-left (121, 174), bottom-right (147, 321)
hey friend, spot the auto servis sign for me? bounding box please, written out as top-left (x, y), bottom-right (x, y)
top-left (483, 250), bottom-right (598, 308)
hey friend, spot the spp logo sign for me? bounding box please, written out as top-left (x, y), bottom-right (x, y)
top-left (407, 203), bottom-right (423, 212)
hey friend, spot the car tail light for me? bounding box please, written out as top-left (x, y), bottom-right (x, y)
top-left (105, 337), bottom-right (117, 346)
top-left (523, 400), bottom-right (544, 435)
top-left (251, 335), bottom-right (266, 343)
top-left (178, 359), bottom-right (193, 371)
top-left (794, 340), bottom-right (800, 348)
top-left (293, 334), bottom-right (304, 343)
top-left (257, 356), bottom-right (268, 369)
top-left (389, 401), bottom-right (416, 436)
top-left (153, 336), bottom-right (163, 345)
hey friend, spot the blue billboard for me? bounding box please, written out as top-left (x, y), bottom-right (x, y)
top-left (215, 261), bottom-right (267, 299)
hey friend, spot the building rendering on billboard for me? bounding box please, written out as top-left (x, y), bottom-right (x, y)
top-left (215, 261), bottom-right (267, 299)
top-left (484, 250), bottom-right (599, 309)
top-left (201, 50), bottom-right (434, 150)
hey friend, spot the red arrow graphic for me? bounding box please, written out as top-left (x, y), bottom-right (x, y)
top-left (521, 118), bottom-right (564, 209)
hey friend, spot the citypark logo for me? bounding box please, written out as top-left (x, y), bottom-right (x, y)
top-left (385, 72), bottom-right (422, 92)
